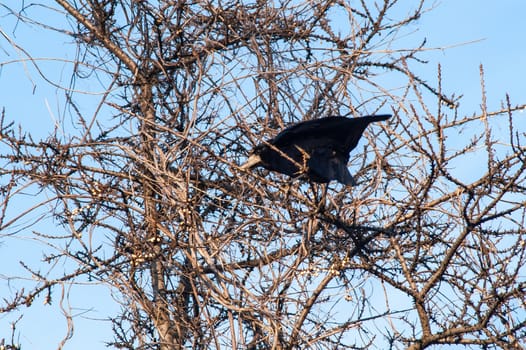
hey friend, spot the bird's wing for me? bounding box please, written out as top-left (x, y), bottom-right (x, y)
top-left (271, 115), bottom-right (390, 153)
top-left (308, 148), bottom-right (356, 186)
top-left (270, 117), bottom-right (351, 146)
top-left (341, 115), bottom-right (391, 152)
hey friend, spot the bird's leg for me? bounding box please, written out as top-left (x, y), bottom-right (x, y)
top-left (319, 183), bottom-right (328, 211)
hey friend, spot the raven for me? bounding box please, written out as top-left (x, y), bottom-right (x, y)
top-left (240, 115), bottom-right (391, 186)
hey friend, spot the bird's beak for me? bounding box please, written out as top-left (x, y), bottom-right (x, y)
top-left (240, 154), bottom-right (262, 170)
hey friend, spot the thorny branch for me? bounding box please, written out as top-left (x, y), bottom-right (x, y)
top-left (1, 1), bottom-right (525, 349)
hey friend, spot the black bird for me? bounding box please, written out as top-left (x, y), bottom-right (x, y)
top-left (240, 114), bottom-right (391, 186)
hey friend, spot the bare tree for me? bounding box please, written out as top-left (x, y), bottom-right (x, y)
top-left (1, 1), bottom-right (525, 349)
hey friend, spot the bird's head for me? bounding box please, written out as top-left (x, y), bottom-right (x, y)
top-left (240, 144), bottom-right (267, 170)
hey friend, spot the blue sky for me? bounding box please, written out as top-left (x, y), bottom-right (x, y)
top-left (1, 1), bottom-right (525, 349)
top-left (415, 2), bottom-right (525, 111)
